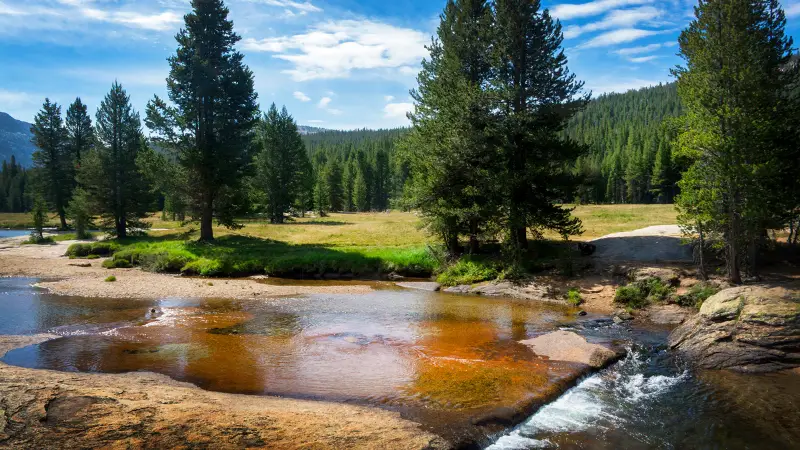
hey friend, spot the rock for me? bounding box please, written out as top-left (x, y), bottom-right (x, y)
top-left (68, 263), bottom-right (92, 268)
top-left (443, 285), bottom-right (472, 294)
top-left (395, 282), bottom-right (441, 292)
top-left (249, 275), bottom-right (269, 280)
top-left (645, 304), bottom-right (692, 325)
top-left (669, 285), bottom-right (800, 372)
top-left (613, 316), bottom-right (624, 324)
top-left (578, 310), bottom-right (588, 316)
top-left (613, 310), bottom-right (634, 321)
top-left (519, 331), bottom-right (622, 369)
top-left (631, 267), bottom-right (680, 287)
top-left (386, 272), bottom-right (405, 281)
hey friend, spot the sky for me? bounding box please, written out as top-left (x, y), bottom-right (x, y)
top-left (1, 0), bottom-right (800, 130)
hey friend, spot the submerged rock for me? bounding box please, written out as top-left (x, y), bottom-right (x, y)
top-left (519, 330), bottom-right (623, 369)
top-left (669, 285), bottom-right (800, 372)
top-left (395, 281), bottom-right (441, 292)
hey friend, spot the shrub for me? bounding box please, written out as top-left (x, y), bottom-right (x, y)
top-left (86, 254), bottom-right (100, 260)
top-left (566, 288), bottom-right (583, 306)
top-left (66, 242), bottom-right (119, 258)
top-left (437, 257), bottom-right (500, 286)
top-left (614, 277), bottom-right (674, 309)
top-left (105, 275), bottom-right (117, 282)
top-left (25, 235), bottom-right (55, 245)
top-left (676, 282), bottom-right (720, 308)
top-left (103, 258), bottom-right (131, 269)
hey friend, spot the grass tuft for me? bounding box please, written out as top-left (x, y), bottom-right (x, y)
top-left (676, 282), bottom-right (720, 308)
top-left (437, 257), bottom-right (500, 286)
top-left (614, 277), bottom-right (674, 309)
top-left (566, 288), bottom-right (583, 306)
top-left (66, 242), bottom-right (119, 258)
top-left (104, 275), bottom-right (117, 282)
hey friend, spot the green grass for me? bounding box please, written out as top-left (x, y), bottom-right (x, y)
top-left (676, 282), bottom-right (720, 308)
top-left (566, 288), bottom-right (583, 307)
top-left (436, 257), bottom-right (501, 286)
top-left (52, 232), bottom-right (100, 242)
top-left (65, 242), bottom-right (120, 258)
top-left (98, 234), bottom-right (437, 278)
top-left (23, 235), bottom-right (55, 245)
top-left (614, 277), bottom-right (675, 309)
top-left (105, 275), bottom-right (116, 282)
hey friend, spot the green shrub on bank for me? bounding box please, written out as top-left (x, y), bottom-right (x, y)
top-left (66, 242), bottom-right (119, 258)
top-left (615, 277), bottom-right (674, 309)
top-left (437, 257), bottom-right (500, 286)
top-left (566, 288), bottom-right (583, 306)
top-left (676, 282), bottom-right (720, 308)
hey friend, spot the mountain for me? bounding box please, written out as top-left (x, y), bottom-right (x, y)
top-left (0, 112), bottom-right (36, 167)
top-left (297, 125), bottom-right (328, 135)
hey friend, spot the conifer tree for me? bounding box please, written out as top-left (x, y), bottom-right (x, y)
top-left (30, 98), bottom-right (71, 229)
top-left (146, 0), bottom-right (259, 240)
top-left (673, 0), bottom-right (800, 282)
top-left (79, 82), bottom-right (152, 238)
top-left (253, 104), bottom-right (308, 223)
top-left (65, 97), bottom-right (93, 166)
top-left (491, 0), bottom-right (587, 250)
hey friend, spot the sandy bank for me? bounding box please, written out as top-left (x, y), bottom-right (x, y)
top-left (0, 334), bottom-right (446, 449)
top-left (0, 239), bottom-right (373, 299)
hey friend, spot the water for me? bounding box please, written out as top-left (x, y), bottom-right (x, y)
top-left (1, 277), bottom-right (798, 448)
top-left (0, 229), bottom-right (30, 238)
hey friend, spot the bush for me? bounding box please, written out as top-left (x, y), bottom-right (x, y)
top-left (86, 254), bottom-right (100, 260)
top-left (566, 288), bottom-right (583, 306)
top-left (25, 234), bottom-right (55, 245)
top-left (614, 277), bottom-right (674, 309)
top-left (437, 257), bottom-right (500, 286)
top-left (66, 242), bottom-right (119, 258)
top-left (105, 275), bottom-right (116, 282)
top-left (676, 282), bottom-right (719, 308)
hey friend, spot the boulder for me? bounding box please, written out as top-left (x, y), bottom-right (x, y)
top-left (631, 267), bottom-right (680, 287)
top-left (669, 285), bottom-right (800, 372)
top-left (519, 330), bottom-right (622, 368)
top-left (442, 285), bottom-right (472, 294)
top-left (395, 281), bottom-right (441, 292)
top-left (645, 304), bottom-right (693, 325)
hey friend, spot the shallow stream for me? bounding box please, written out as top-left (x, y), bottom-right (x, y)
top-left (0, 277), bottom-right (797, 448)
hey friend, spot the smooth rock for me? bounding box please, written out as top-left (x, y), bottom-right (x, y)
top-left (386, 272), bottom-right (405, 281)
top-left (631, 267), bottom-right (680, 287)
top-left (645, 304), bottom-right (692, 325)
top-left (443, 285), bottom-right (472, 294)
top-left (396, 282), bottom-right (441, 292)
top-left (519, 330), bottom-right (622, 369)
top-left (669, 285), bottom-right (800, 372)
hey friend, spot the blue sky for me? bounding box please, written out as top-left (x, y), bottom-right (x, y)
top-left (2, 0), bottom-right (800, 129)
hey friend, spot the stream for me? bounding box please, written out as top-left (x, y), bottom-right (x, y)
top-left (0, 277), bottom-right (798, 448)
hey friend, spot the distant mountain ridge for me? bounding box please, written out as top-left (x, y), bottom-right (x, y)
top-left (0, 112), bottom-right (36, 167)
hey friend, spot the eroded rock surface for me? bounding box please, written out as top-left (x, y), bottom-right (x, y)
top-left (443, 281), bottom-right (560, 304)
top-left (519, 331), bottom-right (622, 368)
top-left (669, 286), bottom-right (800, 372)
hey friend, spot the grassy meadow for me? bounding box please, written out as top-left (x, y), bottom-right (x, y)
top-left (4, 205), bottom-right (679, 280)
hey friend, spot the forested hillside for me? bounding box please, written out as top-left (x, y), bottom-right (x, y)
top-left (0, 112), bottom-right (36, 167)
top-left (566, 83), bottom-right (683, 204)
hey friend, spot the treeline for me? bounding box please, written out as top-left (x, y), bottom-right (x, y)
top-left (567, 83), bottom-right (684, 204)
top-left (0, 156), bottom-right (31, 212)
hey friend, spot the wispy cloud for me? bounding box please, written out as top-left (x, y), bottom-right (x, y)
top-left (627, 55), bottom-right (659, 63)
top-left (242, 20), bottom-right (430, 81)
top-left (786, 2), bottom-right (800, 18)
top-left (293, 91), bottom-right (311, 102)
top-left (383, 102), bottom-right (413, 119)
top-left (551, 0), bottom-right (653, 20)
top-left (318, 96), bottom-right (332, 108)
top-left (564, 6), bottom-right (663, 39)
top-left (579, 28), bottom-right (665, 48)
top-left (614, 42), bottom-right (671, 56)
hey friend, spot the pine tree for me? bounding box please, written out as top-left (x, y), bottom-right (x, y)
top-left (401, 0), bottom-right (496, 254)
top-left (253, 104), bottom-right (308, 223)
top-left (673, 0), bottom-right (800, 282)
top-left (65, 97), bottom-right (93, 166)
top-left (492, 0), bottom-right (587, 250)
top-left (146, 0), bottom-right (259, 240)
top-left (325, 159), bottom-right (344, 212)
top-left (79, 82), bottom-right (152, 238)
top-left (30, 98), bottom-right (71, 229)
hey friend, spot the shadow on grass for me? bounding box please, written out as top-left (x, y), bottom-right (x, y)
top-left (106, 233), bottom-right (436, 278)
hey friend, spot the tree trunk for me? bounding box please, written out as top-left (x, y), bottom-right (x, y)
top-left (58, 209), bottom-right (67, 230)
top-left (200, 193), bottom-right (214, 241)
top-left (117, 215), bottom-right (126, 239)
top-left (469, 219), bottom-right (480, 254)
top-left (697, 225), bottom-right (707, 280)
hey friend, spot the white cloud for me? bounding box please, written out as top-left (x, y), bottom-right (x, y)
top-left (383, 102), bottom-right (413, 119)
top-left (551, 0), bottom-right (653, 20)
top-left (614, 42), bottom-right (665, 55)
top-left (627, 55), bottom-right (659, 63)
top-left (786, 3), bottom-right (800, 18)
top-left (242, 20), bottom-right (430, 81)
top-left (80, 8), bottom-right (182, 31)
top-left (564, 6), bottom-right (663, 39)
top-left (318, 96), bottom-right (332, 108)
top-left (384, 95), bottom-right (395, 102)
top-left (256, 0), bottom-right (321, 13)
top-left (579, 28), bottom-right (664, 48)
top-left (293, 91), bottom-right (311, 102)
top-left (585, 77), bottom-right (662, 95)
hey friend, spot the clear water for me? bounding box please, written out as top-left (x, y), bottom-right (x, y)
top-left (0, 229), bottom-right (30, 238)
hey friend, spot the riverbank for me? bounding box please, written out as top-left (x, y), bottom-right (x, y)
top-left (0, 334), bottom-right (446, 449)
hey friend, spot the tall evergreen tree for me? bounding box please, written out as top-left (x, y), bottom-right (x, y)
top-left (401, 0), bottom-right (496, 254)
top-left (491, 0), bottom-right (587, 251)
top-left (79, 82), bottom-right (152, 238)
top-left (30, 98), bottom-right (71, 229)
top-left (253, 104), bottom-right (308, 223)
top-left (146, 0), bottom-right (259, 240)
top-left (65, 97), bottom-right (93, 166)
top-left (673, 0), bottom-right (800, 282)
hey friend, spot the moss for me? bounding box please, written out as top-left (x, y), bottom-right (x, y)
top-left (614, 277), bottom-right (674, 309)
top-left (104, 275), bottom-right (116, 282)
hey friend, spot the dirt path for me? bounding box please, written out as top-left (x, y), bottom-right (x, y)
top-left (591, 224), bottom-right (692, 263)
top-left (0, 335), bottom-right (445, 450)
top-left (0, 238), bottom-right (374, 299)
